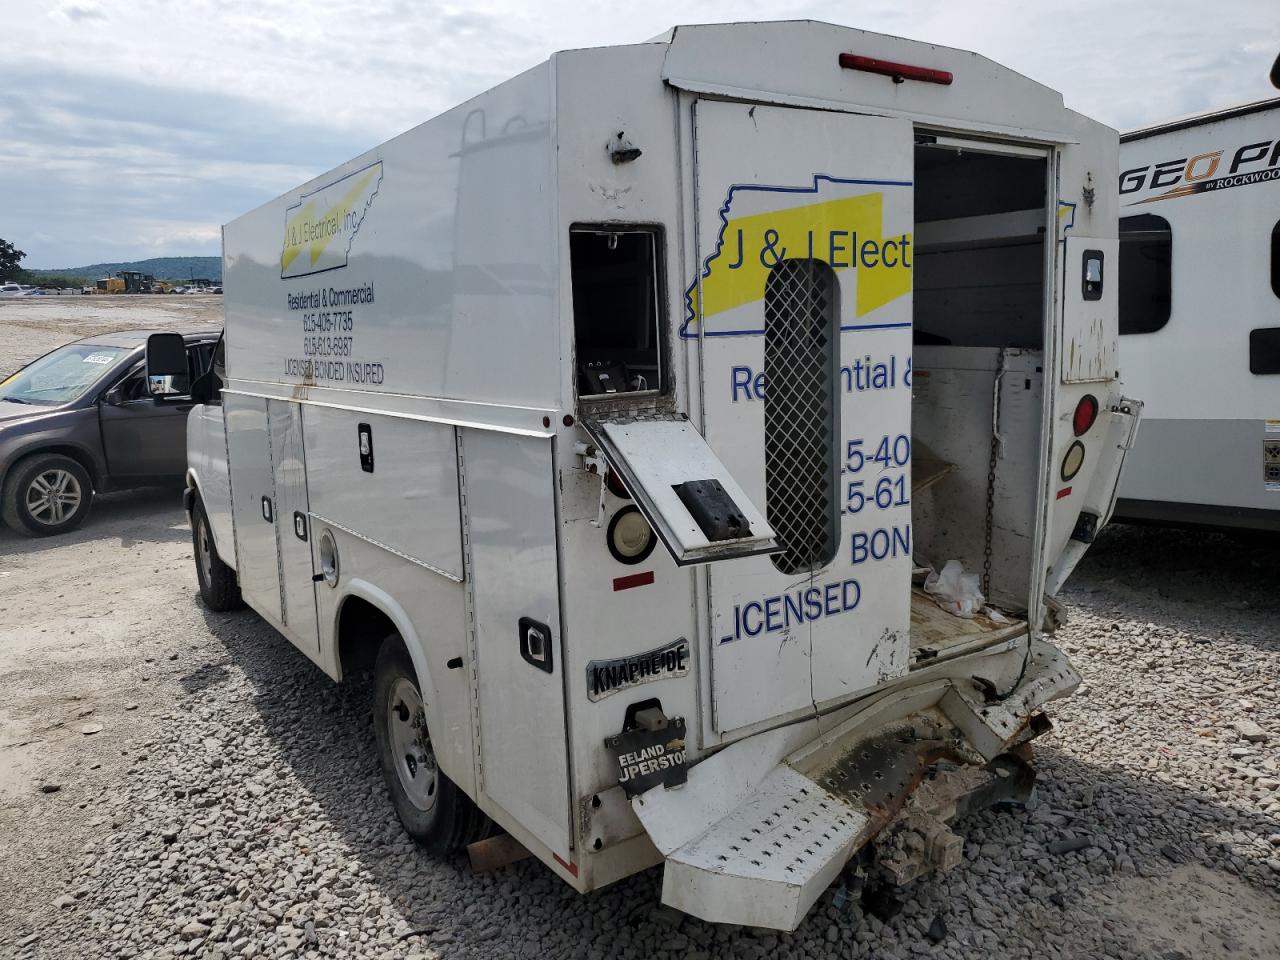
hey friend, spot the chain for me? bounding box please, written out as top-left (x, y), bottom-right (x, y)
top-left (982, 349), bottom-right (1007, 600)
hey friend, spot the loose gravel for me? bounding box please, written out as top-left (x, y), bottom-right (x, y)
top-left (2, 515), bottom-right (1275, 960)
top-left (1, 392), bottom-right (1277, 960)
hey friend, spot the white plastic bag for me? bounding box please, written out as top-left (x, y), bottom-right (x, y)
top-left (923, 559), bottom-right (984, 618)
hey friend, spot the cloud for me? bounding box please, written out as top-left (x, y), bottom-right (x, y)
top-left (57, 2), bottom-right (106, 21)
top-left (1, 0), bottom-right (1277, 266)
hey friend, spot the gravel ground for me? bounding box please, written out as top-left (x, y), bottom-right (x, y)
top-left (0, 295), bottom-right (222, 374)
top-left (1, 301), bottom-right (1277, 959)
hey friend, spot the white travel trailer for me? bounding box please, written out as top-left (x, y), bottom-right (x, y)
top-left (146, 22), bottom-right (1138, 930)
top-left (1114, 97), bottom-right (1280, 532)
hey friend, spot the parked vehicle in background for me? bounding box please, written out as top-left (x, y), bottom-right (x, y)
top-left (1, 282), bottom-right (28, 297)
top-left (1114, 96), bottom-right (1280, 533)
top-left (148, 21), bottom-right (1137, 931)
top-left (0, 331), bottom-right (218, 536)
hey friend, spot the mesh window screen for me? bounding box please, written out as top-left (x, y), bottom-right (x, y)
top-left (764, 259), bottom-right (839, 575)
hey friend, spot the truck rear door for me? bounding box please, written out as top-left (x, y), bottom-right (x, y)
top-left (1043, 235), bottom-right (1140, 594)
top-left (689, 100), bottom-right (916, 734)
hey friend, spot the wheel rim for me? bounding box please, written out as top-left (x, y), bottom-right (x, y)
top-left (387, 677), bottom-right (438, 813)
top-left (196, 514), bottom-right (214, 584)
top-left (26, 469), bottom-right (83, 526)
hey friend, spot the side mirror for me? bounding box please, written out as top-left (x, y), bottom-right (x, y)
top-left (1271, 52), bottom-right (1280, 90)
top-left (145, 333), bottom-right (190, 398)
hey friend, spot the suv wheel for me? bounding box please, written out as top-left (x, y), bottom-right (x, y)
top-left (2, 454), bottom-right (93, 537)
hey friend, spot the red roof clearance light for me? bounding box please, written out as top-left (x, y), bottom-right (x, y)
top-left (839, 53), bottom-right (953, 86)
top-left (1073, 394), bottom-right (1100, 436)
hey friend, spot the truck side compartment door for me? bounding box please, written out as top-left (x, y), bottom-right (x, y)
top-left (223, 392), bottom-right (283, 625)
top-left (267, 399), bottom-right (320, 654)
top-left (461, 428), bottom-right (572, 860)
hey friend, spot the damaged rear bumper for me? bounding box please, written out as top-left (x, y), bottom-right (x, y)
top-left (630, 638), bottom-right (1079, 931)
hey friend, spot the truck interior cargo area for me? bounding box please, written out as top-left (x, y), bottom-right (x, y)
top-left (909, 142), bottom-right (1049, 614)
top-left (571, 226), bottom-right (664, 397)
top-left (908, 588), bottom-right (1026, 662)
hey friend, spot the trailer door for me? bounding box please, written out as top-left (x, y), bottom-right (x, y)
top-left (690, 101), bottom-right (916, 734)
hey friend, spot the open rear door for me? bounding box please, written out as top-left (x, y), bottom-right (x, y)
top-left (1045, 235), bottom-right (1141, 594)
top-left (583, 416), bottom-right (780, 565)
top-left (688, 100), bottom-right (917, 734)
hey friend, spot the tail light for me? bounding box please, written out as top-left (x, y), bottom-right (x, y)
top-left (1060, 441), bottom-right (1086, 482)
top-left (605, 468), bottom-right (631, 499)
top-left (838, 53), bottom-right (953, 86)
top-left (607, 506), bottom-right (655, 565)
top-left (1073, 394), bottom-right (1099, 436)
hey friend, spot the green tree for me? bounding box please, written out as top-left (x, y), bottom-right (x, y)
top-left (0, 238), bottom-right (25, 279)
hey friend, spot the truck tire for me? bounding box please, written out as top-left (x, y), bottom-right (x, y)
top-left (191, 498), bottom-right (243, 611)
top-left (373, 634), bottom-right (494, 854)
top-left (2, 453), bottom-right (93, 537)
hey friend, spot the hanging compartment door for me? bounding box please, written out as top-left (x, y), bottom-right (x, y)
top-left (689, 100), bottom-right (916, 734)
top-left (267, 399), bottom-right (320, 654)
top-left (224, 392), bottom-right (283, 625)
top-left (463, 429), bottom-right (572, 860)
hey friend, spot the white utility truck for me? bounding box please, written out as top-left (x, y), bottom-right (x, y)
top-left (146, 21), bottom-right (1139, 930)
top-left (1114, 96), bottom-right (1280, 532)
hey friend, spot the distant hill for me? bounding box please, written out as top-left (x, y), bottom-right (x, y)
top-left (32, 257), bottom-right (222, 283)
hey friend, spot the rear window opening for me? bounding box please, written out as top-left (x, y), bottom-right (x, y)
top-left (570, 226), bottom-right (665, 398)
top-left (908, 141), bottom-right (1050, 633)
top-left (913, 144), bottom-right (1047, 349)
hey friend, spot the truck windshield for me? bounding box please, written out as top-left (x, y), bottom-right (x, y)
top-left (0, 344), bottom-right (130, 406)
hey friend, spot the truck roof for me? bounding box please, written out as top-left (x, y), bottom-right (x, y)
top-left (1121, 96), bottom-right (1280, 142)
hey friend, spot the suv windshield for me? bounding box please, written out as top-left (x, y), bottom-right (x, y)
top-left (0, 343), bottom-right (131, 406)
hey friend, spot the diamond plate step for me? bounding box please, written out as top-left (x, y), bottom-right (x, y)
top-left (658, 766), bottom-right (867, 930)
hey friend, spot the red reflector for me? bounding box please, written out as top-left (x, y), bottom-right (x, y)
top-left (839, 53), bottom-right (953, 85)
top-left (1073, 394), bottom-right (1099, 436)
top-left (552, 853), bottom-right (579, 877)
top-left (1056, 487), bottom-right (1073, 500)
top-left (613, 570), bottom-right (654, 592)
top-left (605, 468), bottom-right (631, 499)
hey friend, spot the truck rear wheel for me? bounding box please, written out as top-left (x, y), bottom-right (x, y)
top-left (192, 498), bottom-right (243, 611)
top-left (2, 453), bottom-right (93, 537)
top-left (373, 635), bottom-right (494, 853)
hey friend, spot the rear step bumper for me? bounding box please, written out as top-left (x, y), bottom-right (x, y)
top-left (631, 638), bottom-right (1078, 930)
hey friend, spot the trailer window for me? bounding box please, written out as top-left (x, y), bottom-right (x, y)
top-left (571, 227), bottom-right (664, 398)
top-left (1272, 221), bottom-right (1280, 300)
top-left (764, 259), bottom-right (839, 575)
top-left (1251, 328), bottom-right (1280, 375)
top-left (1119, 214), bottom-right (1172, 335)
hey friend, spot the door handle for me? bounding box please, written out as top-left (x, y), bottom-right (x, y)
top-left (261, 496), bottom-right (273, 523)
top-left (518, 617), bottom-right (554, 673)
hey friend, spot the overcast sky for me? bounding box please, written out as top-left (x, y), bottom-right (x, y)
top-left (2, 0), bottom-right (1276, 268)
